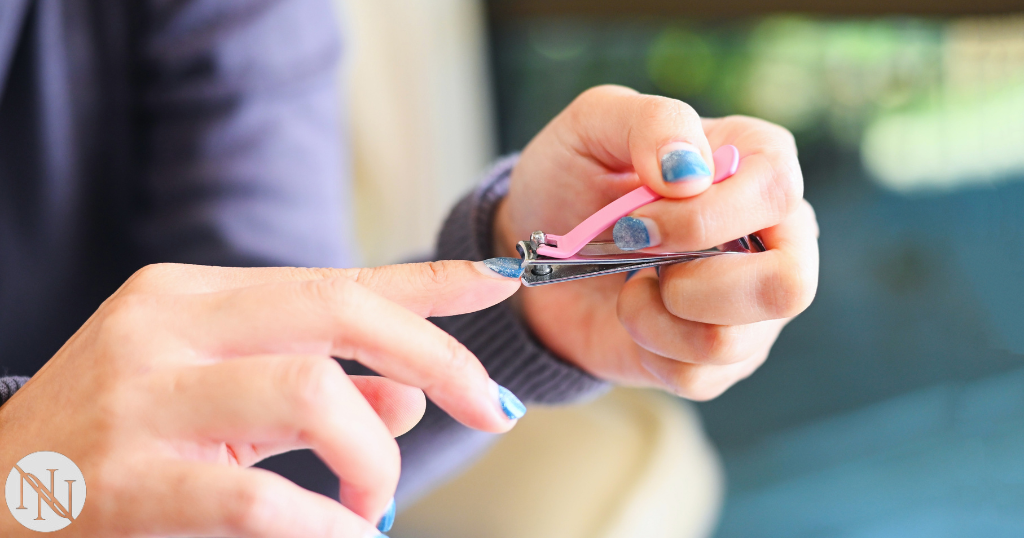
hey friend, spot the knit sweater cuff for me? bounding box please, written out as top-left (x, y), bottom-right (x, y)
top-left (0, 376), bottom-right (30, 407)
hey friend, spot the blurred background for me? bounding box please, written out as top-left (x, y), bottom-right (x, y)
top-left (340, 0), bottom-right (1024, 536)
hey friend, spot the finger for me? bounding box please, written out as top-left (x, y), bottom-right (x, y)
top-left (179, 277), bottom-right (517, 434)
top-left (618, 269), bottom-right (787, 366)
top-left (150, 356), bottom-right (401, 522)
top-left (350, 375), bottom-right (426, 437)
top-left (639, 344), bottom-right (772, 401)
top-left (121, 260), bottom-right (521, 318)
top-left (111, 461), bottom-right (380, 538)
top-left (345, 260), bottom-right (522, 317)
top-left (556, 85), bottom-right (715, 199)
top-left (656, 199), bottom-right (819, 325)
top-left (616, 115), bottom-right (803, 252)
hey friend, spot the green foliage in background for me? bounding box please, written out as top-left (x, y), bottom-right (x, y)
top-left (498, 15), bottom-right (1024, 191)
top-left (646, 17), bottom-right (945, 147)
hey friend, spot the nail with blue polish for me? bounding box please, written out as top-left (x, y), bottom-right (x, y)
top-left (661, 145), bottom-right (710, 183)
top-left (613, 216), bottom-right (660, 251)
top-left (492, 381), bottom-right (527, 420)
top-left (376, 497), bottom-right (396, 533)
top-left (480, 257), bottom-right (524, 279)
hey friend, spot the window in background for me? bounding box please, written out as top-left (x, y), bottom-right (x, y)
top-left (489, 12), bottom-right (1024, 536)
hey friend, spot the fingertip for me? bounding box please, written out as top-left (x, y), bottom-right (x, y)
top-left (661, 176), bottom-right (713, 198)
top-left (492, 380), bottom-right (527, 421)
top-left (407, 260), bottom-right (519, 317)
top-left (472, 258), bottom-right (523, 301)
top-left (476, 258), bottom-right (524, 280)
top-left (646, 141), bottom-right (713, 198)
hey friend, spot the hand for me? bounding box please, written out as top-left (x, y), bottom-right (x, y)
top-left (0, 261), bottom-right (521, 538)
top-left (494, 85), bottom-right (819, 400)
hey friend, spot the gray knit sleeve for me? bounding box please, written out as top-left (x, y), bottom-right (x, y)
top-left (0, 376), bottom-right (30, 407)
top-left (394, 155), bottom-right (609, 502)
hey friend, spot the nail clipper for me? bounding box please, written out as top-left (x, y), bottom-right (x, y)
top-left (516, 145), bottom-right (766, 287)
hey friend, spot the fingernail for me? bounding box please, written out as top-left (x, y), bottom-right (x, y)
top-left (376, 497), bottom-right (395, 533)
top-left (625, 270), bottom-right (638, 281)
top-left (661, 145), bottom-right (710, 183)
top-left (613, 216), bottom-right (661, 251)
top-left (491, 380), bottom-right (526, 420)
top-left (478, 258), bottom-right (524, 279)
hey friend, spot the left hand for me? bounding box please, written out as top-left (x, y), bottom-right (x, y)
top-left (493, 85), bottom-right (819, 400)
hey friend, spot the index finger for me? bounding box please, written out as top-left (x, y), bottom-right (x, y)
top-left (123, 260), bottom-right (521, 318)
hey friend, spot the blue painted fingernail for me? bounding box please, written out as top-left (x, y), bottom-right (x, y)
top-left (497, 384), bottom-right (527, 420)
top-left (661, 149), bottom-right (710, 182)
top-left (625, 270), bottom-right (639, 281)
top-left (376, 497), bottom-right (395, 533)
top-left (613, 216), bottom-right (660, 251)
top-left (481, 257), bottom-right (524, 278)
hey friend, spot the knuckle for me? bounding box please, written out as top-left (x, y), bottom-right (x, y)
top-left (280, 356), bottom-right (345, 417)
top-left (659, 277), bottom-right (684, 319)
top-left (773, 123), bottom-right (797, 150)
top-left (96, 294), bottom-right (155, 341)
top-left (759, 162), bottom-right (802, 224)
top-left (292, 266), bottom-right (345, 282)
top-left (694, 325), bottom-right (743, 365)
top-left (311, 276), bottom-right (360, 315)
top-left (422, 336), bottom-right (475, 394)
top-left (226, 476), bottom-right (279, 535)
top-left (756, 256), bottom-right (816, 319)
top-left (440, 336), bottom-right (473, 375)
top-left (122, 263), bottom-right (184, 293)
top-left (576, 84), bottom-right (630, 105)
top-left (355, 261), bottom-right (453, 296)
top-left (666, 366), bottom-right (729, 402)
top-left (635, 94), bottom-right (699, 128)
top-left (417, 261), bottom-right (452, 290)
top-left (349, 266), bottom-right (380, 290)
top-left (759, 159), bottom-right (804, 225)
top-left (566, 85), bottom-right (620, 125)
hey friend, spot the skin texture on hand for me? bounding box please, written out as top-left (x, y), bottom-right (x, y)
top-left (494, 85), bottom-right (819, 400)
top-left (0, 261), bottom-right (522, 538)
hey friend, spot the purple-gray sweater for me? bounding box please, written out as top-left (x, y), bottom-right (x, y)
top-left (0, 0), bottom-right (605, 503)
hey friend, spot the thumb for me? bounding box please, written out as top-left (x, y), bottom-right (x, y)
top-left (558, 85), bottom-right (715, 199)
top-left (348, 259), bottom-right (522, 318)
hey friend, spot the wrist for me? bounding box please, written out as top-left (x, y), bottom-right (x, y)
top-left (491, 197), bottom-right (519, 259)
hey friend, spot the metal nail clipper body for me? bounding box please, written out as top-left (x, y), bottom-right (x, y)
top-left (516, 233), bottom-right (765, 287)
top-left (513, 144), bottom-right (766, 287)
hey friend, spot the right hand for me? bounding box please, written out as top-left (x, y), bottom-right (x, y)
top-left (0, 261), bottom-right (522, 538)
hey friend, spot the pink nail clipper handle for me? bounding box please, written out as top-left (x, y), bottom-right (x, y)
top-left (537, 145), bottom-right (740, 259)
